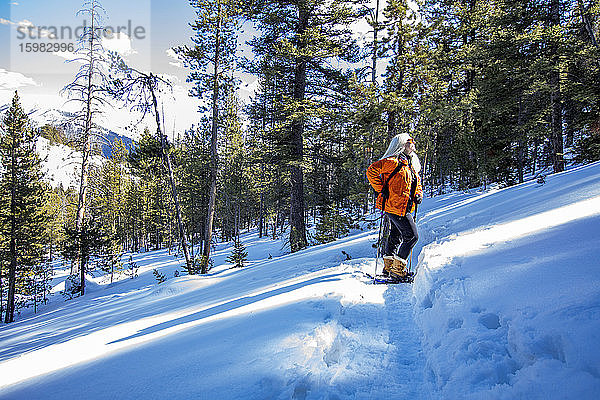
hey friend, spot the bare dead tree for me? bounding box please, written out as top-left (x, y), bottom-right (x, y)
top-left (61, 0), bottom-right (109, 296)
top-left (106, 53), bottom-right (192, 272)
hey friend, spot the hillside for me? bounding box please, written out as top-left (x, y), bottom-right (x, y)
top-left (1, 162), bottom-right (599, 399)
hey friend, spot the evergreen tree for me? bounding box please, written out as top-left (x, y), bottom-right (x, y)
top-left (314, 206), bottom-right (352, 244)
top-left (179, 0), bottom-right (241, 273)
top-left (45, 187), bottom-right (69, 262)
top-left (219, 94), bottom-right (253, 242)
top-left (569, 0), bottom-right (600, 163)
top-left (107, 54), bottom-right (193, 273)
top-left (62, 214), bottom-right (106, 295)
top-left (227, 236), bottom-right (248, 268)
top-left (128, 128), bottom-right (170, 251)
top-left (246, 0), bottom-right (363, 252)
top-left (92, 139), bottom-right (128, 283)
top-left (0, 92), bottom-right (49, 323)
top-left (176, 122), bottom-right (212, 259)
top-left (245, 56), bottom-right (291, 240)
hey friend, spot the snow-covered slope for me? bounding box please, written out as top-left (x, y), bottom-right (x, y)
top-left (36, 137), bottom-right (82, 189)
top-left (0, 231), bottom-right (429, 400)
top-left (412, 162), bottom-right (600, 399)
top-left (1, 162), bottom-right (599, 399)
top-left (35, 137), bottom-right (107, 189)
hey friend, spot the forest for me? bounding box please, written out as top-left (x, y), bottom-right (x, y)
top-left (0, 0), bottom-right (599, 323)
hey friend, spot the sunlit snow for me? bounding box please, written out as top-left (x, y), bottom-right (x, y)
top-left (1, 160), bottom-right (599, 399)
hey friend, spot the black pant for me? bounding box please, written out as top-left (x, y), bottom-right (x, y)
top-left (383, 212), bottom-right (418, 260)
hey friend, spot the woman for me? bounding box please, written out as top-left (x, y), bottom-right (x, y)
top-left (366, 133), bottom-right (423, 279)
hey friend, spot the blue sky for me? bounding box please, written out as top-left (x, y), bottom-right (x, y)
top-left (2, 0), bottom-right (196, 76)
top-left (1, 0), bottom-right (380, 137)
top-left (0, 0), bottom-right (206, 135)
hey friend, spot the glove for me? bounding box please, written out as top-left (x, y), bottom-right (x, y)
top-left (414, 193), bottom-right (423, 204)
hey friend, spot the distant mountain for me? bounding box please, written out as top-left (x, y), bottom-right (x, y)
top-left (100, 130), bottom-right (134, 158)
top-left (1, 105), bottom-right (136, 189)
top-left (21, 106), bottom-right (135, 159)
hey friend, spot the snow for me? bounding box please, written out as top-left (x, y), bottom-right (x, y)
top-left (36, 137), bottom-right (104, 189)
top-left (1, 162), bottom-right (600, 399)
top-left (412, 162), bottom-right (600, 399)
top-left (36, 137), bottom-right (80, 189)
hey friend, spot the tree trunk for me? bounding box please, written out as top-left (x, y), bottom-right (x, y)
top-left (564, 98), bottom-right (574, 148)
top-left (578, 0), bottom-right (599, 51)
top-left (371, 0), bottom-right (380, 85)
top-left (202, 3), bottom-right (222, 273)
top-left (388, 30), bottom-right (406, 140)
top-left (258, 190), bottom-right (264, 238)
top-left (73, 5), bottom-right (103, 296)
top-left (517, 94), bottom-right (525, 183)
top-left (0, 261), bottom-right (4, 321)
top-left (549, 0), bottom-right (564, 173)
top-left (5, 140), bottom-right (17, 323)
top-left (289, 3), bottom-right (309, 253)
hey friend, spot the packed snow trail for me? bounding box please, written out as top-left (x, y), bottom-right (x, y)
top-left (0, 231), bottom-right (430, 399)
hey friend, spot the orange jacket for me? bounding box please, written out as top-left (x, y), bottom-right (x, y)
top-left (366, 154), bottom-right (423, 216)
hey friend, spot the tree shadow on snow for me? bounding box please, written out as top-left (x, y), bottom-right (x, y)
top-left (108, 273), bottom-right (345, 345)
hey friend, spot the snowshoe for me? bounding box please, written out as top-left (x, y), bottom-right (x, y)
top-left (365, 271), bottom-right (414, 284)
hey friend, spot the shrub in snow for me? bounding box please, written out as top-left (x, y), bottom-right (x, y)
top-left (152, 269), bottom-right (167, 284)
top-left (183, 254), bottom-right (212, 275)
top-left (127, 256), bottom-right (139, 279)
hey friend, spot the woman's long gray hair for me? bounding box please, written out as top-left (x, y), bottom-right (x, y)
top-left (379, 133), bottom-right (422, 173)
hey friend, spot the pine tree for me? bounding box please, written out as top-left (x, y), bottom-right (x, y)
top-left (179, 0), bottom-right (241, 273)
top-left (176, 122), bottom-right (212, 259)
top-left (128, 128), bottom-right (170, 251)
top-left (62, 214), bottom-right (106, 295)
top-left (568, 0), bottom-right (600, 163)
top-left (0, 91), bottom-right (49, 323)
top-left (219, 94), bottom-right (252, 242)
top-left (245, 56), bottom-right (290, 240)
top-left (246, 0), bottom-right (363, 252)
top-left (93, 139), bottom-right (128, 283)
top-left (107, 54), bottom-right (193, 273)
top-left (152, 268), bottom-right (167, 284)
top-left (226, 236), bottom-right (248, 268)
top-left (45, 187), bottom-right (69, 262)
top-left (314, 206), bottom-right (352, 244)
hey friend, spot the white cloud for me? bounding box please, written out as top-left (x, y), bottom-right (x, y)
top-left (52, 51), bottom-right (80, 61)
top-left (15, 19), bottom-right (57, 39)
top-left (166, 48), bottom-right (183, 68)
top-left (53, 31), bottom-right (136, 62)
top-left (102, 31), bottom-right (136, 56)
top-left (1, 18), bottom-right (58, 39)
top-left (0, 69), bottom-right (38, 90)
top-left (17, 19), bottom-right (33, 28)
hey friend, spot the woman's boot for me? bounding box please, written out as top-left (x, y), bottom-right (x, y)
top-left (390, 256), bottom-right (407, 278)
top-left (383, 256), bottom-right (394, 277)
